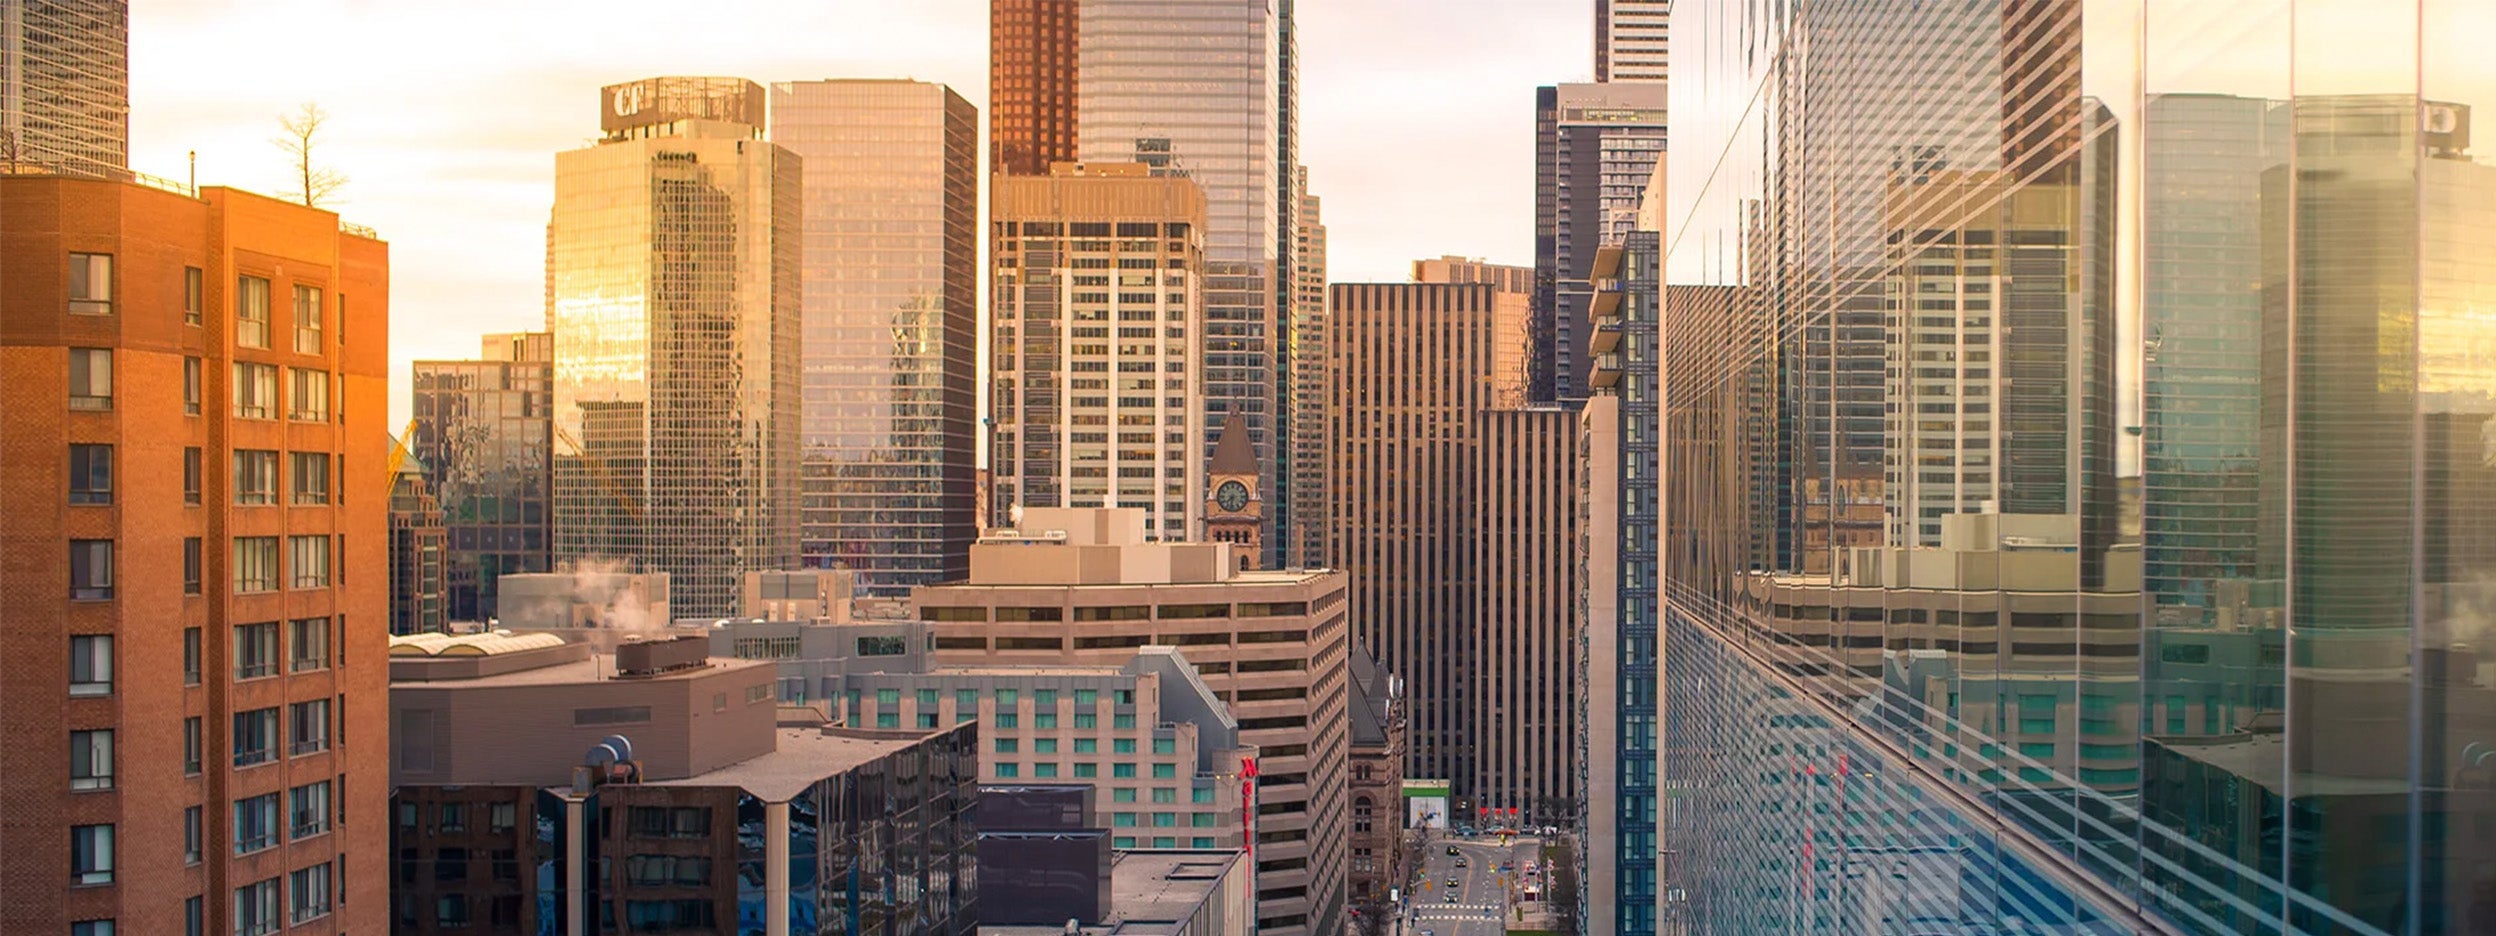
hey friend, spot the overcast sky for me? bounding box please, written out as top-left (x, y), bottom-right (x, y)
top-left (129, 0), bottom-right (1595, 425)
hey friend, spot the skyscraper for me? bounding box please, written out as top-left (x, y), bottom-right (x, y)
top-left (1069, 0), bottom-right (1294, 565)
top-left (1285, 165), bottom-right (1328, 568)
top-left (769, 79), bottom-right (980, 596)
top-left (0, 173), bottom-right (390, 935)
top-left (989, 0), bottom-right (1080, 174)
top-left (1534, 82), bottom-right (1667, 403)
top-left (388, 453), bottom-right (449, 635)
top-left (1659, 2), bottom-right (2496, 934)
top-left (1593, 0), bottom-right (1670, 83)
top-left (989, 161), bottom-right (1207, 538)
top-left (1330, 282), bottom-right (1592, 820)
top-left (412, 331), bottom-right (554, 622)
top-left (0, 0), bottom-right (126, 174)
top-left (547, 77), bottom-right (801, 620)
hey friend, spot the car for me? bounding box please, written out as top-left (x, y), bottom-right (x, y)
top-left (1454, 859), bottom-right (1467, 869)
top-left (1447, 845), bottom-right (1459, 856)
top-left (1446, 892), bottom-right (1460, 903)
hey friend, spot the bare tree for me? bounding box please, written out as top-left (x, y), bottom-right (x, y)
top-left (272, 102), bottom-right (348, 208)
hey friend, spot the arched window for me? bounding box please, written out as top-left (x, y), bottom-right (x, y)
top-left (1353, 795), bottom-right (1374, 834)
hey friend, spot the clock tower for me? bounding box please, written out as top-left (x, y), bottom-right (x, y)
top-left (1205, 413), bottom-right (1263, 569)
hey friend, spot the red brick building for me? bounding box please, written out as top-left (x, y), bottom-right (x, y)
top-left (0, 172), bottom-right (390, 935)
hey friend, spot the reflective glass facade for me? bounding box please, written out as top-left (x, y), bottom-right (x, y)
top-left (1077, 0), bottom-right (1287, 563)
top-left (0, 0), bottom-right (126, 174)
top-left (413, 332), bottom-right (554, 622)
top-left (1659, 2), bottom-right (2496, 934)
top-left (769, 80), bottom-right (979, 597)
top-left (548, 80), bottom-right (802, 620)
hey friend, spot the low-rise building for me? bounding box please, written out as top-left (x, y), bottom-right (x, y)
top-left (1344, 648), bottom-right (1407, 905)
top-left (980, 849), bottom-right (1252, 936)
top-left (387, 631), bottom-right (979, 935)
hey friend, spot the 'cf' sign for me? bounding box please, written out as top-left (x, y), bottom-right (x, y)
top-left (613, 84), bottom-right (649, 118)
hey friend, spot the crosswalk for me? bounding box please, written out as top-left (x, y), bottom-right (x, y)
top-left (1410, 905), bottom-right (1500, 920)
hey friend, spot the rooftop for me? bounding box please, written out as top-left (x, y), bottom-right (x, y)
top-left (647, 726), bottom-right (956, 801)
top-left (391, 650), bottom-right (765, 688)
top-left (981, 850), bottom-right (1241, 936)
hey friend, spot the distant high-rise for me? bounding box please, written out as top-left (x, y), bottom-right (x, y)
top-left (0, 0), bottom-right (127, 174)
top-left (1534, 82), bottom-right (1666, 403)
top-left (1414, 255), bottom-right (1534, 293)
top-left (769, 79), bottom-right (980, 597)
top-left (990, 0), bottom-right (1080, 174)
top-left (1331, 282), bottom-right (1589, 820)
top-left (2, 173), bottom-right (390, 935)
top-left (1594, 0), bottom-right (1670, 83)
top-left (547, 77), bottom-right (801, 620)
top-left (412, 332), bottom-right (554, 622)
top-left (388, 454), bottom-right (449, 635)
top-left (1285, 165), bottom-right (1328, 568)
top-left (989, 161), bottom-right (1207, 539)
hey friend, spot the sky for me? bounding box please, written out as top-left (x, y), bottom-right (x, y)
top-left (128, 0), bottom-right (1598, 426)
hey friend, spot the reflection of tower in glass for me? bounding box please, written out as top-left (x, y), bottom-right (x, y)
top-left (2142, 95), bottom-right (2285, 617)
top-left (548, 77), bottom-right (802, 620)
top-left (768, 80), bottom-right (979, 597)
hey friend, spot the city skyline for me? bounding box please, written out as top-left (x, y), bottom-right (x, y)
top-left (116, 0), bottom-right (1595, 428)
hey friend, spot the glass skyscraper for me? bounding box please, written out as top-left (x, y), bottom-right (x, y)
top-left (546, 77), bottom-right (801, 621)
top-left (1655, 1), bottom-right (2496, 934)
top-left (413, 332), bottom-right (554, 622)
top-left (0, 0), bottom-right (126, 175)
top-left (768, 80), bottom-right (979, 596)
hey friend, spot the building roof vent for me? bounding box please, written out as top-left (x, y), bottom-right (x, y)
top-left (614, 633), bottom-right (708, 678)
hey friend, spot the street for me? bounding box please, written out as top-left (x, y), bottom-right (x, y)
top-left (1400, 835), bottom-right (1541, 936)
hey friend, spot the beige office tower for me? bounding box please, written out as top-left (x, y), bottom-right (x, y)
top-left (1331, 283), bottom-right (1574, 813)
top-left (546, 77), bottom-right (802, 620)
top-left (1413, 255), bottom-right (1536, 294)
top-left (914, 508), bottom-right (1349, 936)
top-left (991, 163), bottom-right (1208, 539)
top-left (1471, 406), bottom-right (1586, 818)
top-left (1594, 0), bottom-right (1672, 82)
top-left (1285, 166), bottom-right (1329, 568)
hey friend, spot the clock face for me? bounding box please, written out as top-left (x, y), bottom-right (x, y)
top-left (1216, 480), bottom-right (1250, 513)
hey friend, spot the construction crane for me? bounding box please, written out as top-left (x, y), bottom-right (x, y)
top-left (383, 419), bottom-right (418, 498)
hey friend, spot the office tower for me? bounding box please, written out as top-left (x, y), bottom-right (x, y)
top-left (2140, 95), bottom-right (2280, 615)
top-left (915, 508), bottom-right (1349, 936)
top-left (769, 80), bottom-right (979, 596)
top-left (1285, 166), bottom-right (1328, 568)
top-left (1534, 82), bottom-right (1667, 403)
top-left (990, 0), bottom-right (1080, 174)
top-left (1594, 0), bottom-right (1671, 82)
top-left (1073, 0), bottom-right (1294, 566)
top-left (0, 0), bottom-right (126, 174)
top-left (1332, 283), bottom-right (1597, 811)
top-left (546, 77), bottom-right (801, 620)
top-left (388, 454), bottom-right (449, 634)
top-left (387, 633), bottom-right (979, 935)
top-left (1415, 255), bottom-right (1535, 293)
top-left (0, 174), bottom-right (389, 934)
top-left (1659, 2), bottom-right (2496, 934)
top-left (1343, 648), bottom-right (1406, 905)
top-left (412, 331), bottom-right (554, 622)
top-left (990, 161), bottom-right (1208, 539)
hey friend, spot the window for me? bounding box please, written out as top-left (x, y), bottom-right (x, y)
top-left (69, 540), bottom-right (113, 600)
top-left (68, 348), bottom-right (112, 410)
top-left (855, 635), bottom-right (909, 656)
top-left (184, 266), bottom-right (204, 325)
top-left (1153, 738), bottom-right (1177, 755)
top-left (1034, 763), bottom-right (1059, 778)
top-left (439, 804), bottom-right (468, 832)
top-left (1075, 688), bottom-right (1098, 706)
top-left (69, 444), bottom-right (112, 504)
top-left (71, 730), bottom-right (113, 791)
top-left (490, 801), bottom-right (517, 833)
top-left (1114, 713), bottom-right (1135, 730)
top-left (69, 634), bottom-right (112, 696)
top-left (184, 538), bottom-right (203, 594)
top-left (289, 368), bottom-right (328, 421)
top-left (995, 712), bottom-right (1018, 729)
top-left (234, 537), bottom-right (280, 592)
top-left (1152, 787), bottom-right (1178, 804)
top-left (995, 763), bottom-right (1019, 778)
top-left (1035, 712), bottom-right (1058, 730)
top-left (995, 739), bottom-right (1019, 754)
top-left (233, 707), bottom-right (278, 767)
top-left (1112, 788), bottom-right (1137, 803)
top-left (233, 361), bottom-right (277, 418)
top-left (184, 356), bottom-right (202, 414)
top-left (293, 285), bottom-right (323, 354)
top-left (627, 807), bottom-right (711, 839)
top-left (71, 824), bottom-right (113, 885)
top-left (232, 449), bottom-right (280, 504)
top-left (291, 618), bottom-right (329, 671)
top-left (184, 447), bottom-right (202, 504)
top-left (236, 275), bottom-right (271, 348)
top-left (289, 699), bottom-right (330, 756)
top-left (289, 861), bottom-right (333, 923)
top-left (291, 452), bottom-right (331, 504)
top-left (234, 792), bottom-right (280, 854)
top-left (183, 628), bottom-right (202, 685)
top-left (1074, 763), bottom-right (1098, 778)
top-left (235, 877), bottom-right (281, 936)
top-left (1113, 763), bottom-right (1136, 779)
top-left (184, 805), bottom-right (203, 864)
top-left (1114, 739), bottom-right (1136, 754)
top-left (184, 717), bottom-right (202, 774)
top-left (290, 781), bottom-right (331, 839)
top-left (235, 622), bottom-right (279, 678)
top-left (68, 253), bottom-right (113, 315)
top-left (289, 535), bottom-right (330, 589)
